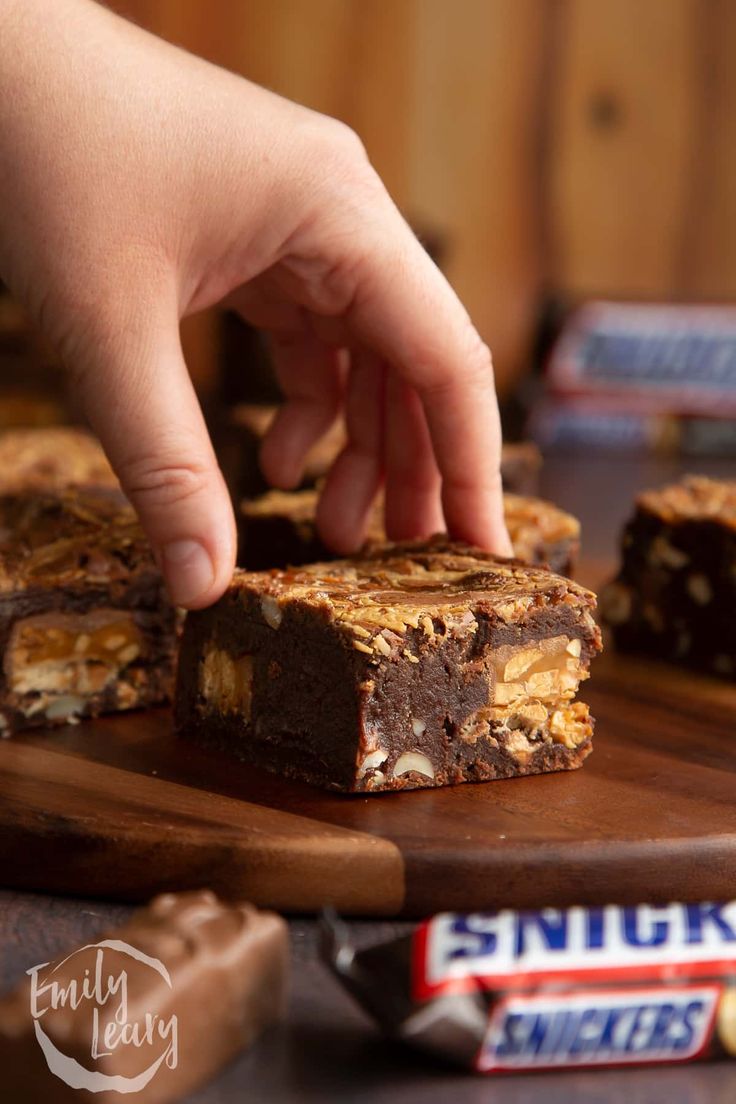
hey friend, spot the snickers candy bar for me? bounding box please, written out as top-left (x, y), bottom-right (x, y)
top-left (321, 900), bottom-right (736, 1073)
top-left (0, 890), bottom-right (289, 1102)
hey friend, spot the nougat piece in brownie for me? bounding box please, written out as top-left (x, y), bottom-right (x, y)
top-left (176, 540), bottom-right (601, 793)
top-left (238, 489), bottom-right (580, 576)
top-left (601, 475), bottom-right (736, 678)
top-left (0, 427), bottom-right (117, 492)
top-left (221, 403), bottom-right (542, 500)
top-left (0, 489), bottom-right (176, 732)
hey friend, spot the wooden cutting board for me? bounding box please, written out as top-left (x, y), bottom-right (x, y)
top-left (2, 637), bottom-right (736, 917)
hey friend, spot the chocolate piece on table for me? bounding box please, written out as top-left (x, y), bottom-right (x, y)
top-left (0, 890), bottom-right (288, 1104)
top-left (0, 427), bottom-right (117, 492)
top-left (176, 539), bottom-right (601, 793)
top-left (601, 475), bottom-right (736, 678)
top-left (0, 488), bottom-right (176, 733)
top-left (221, 402), bottom-right (542, 500)
top-left (237, 488), bottom-right (580, 577)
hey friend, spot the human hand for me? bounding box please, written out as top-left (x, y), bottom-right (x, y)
top-left (0, 0), bottom-right (511, 608)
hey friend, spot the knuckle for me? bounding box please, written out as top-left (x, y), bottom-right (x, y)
top-left (120, 458), bottom-right (213, 511)
top-left (421, 332), bottom-right (494, 397)
top-left (319, 119), bottom-right (382, 200)
top-left (445, 470), bottom-right (504, 500)
top-left (468, 335), bottom-right (494, 379)
top-left (323, 117), bottom-right (369, 166)
top-left (453, 330), bottom-right (495, 388)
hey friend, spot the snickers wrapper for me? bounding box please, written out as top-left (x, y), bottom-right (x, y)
top-left (321, 902), bottom-right (736, 1073)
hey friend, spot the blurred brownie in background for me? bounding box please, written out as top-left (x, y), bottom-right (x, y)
top-left (601, 475), bottom-right (736, 679)
top-left (498, 441), bottom-right (542, 495)
top-left (238, 487), bottom-right (579, 577)
top-left (219, 404), bottom-right (347, 499)
top-left (0, 427), bottom-right (117, 492)
top-left (219, 402), bottom-right (542, 502)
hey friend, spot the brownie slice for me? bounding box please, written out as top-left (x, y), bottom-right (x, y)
top-left (219, 405), bottom-right (347, 499)
top-left (176, 540), bottom-right (602, 793)
top-left (601, 475), bottom-right (736, 678)
top-left (0, 426), bottom-right (117, 492)
top-left (0, 488), bottom-right (176, 732)
top-left (237, 488), bottom-right (580, 576)
top-left (219, 403), bottom-right (542, 500)
top-left (503, 494), bottom-right (579, 575)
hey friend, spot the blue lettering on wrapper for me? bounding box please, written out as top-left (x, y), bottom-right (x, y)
top-left (515, 911), bottom-right (568, 956)
top-left (426, 904), bottom-right (736, 994)
top-left (585, 908), bottom-right (605, 950)
top-left (685, 904), bottom-right (736, 946)
top-left (445, 915), bottom-right (498, 961)
top-left (622, 908), bottom-right (670, 948)
top-left (488, 997), bottom-right (710, 1068)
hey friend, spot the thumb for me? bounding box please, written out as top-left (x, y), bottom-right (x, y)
top-left (75, 319), bottom-right (236, 609)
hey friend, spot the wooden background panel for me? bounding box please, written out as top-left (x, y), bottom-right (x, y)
top-left (111, 0), bottom-right (736, 393)
top-left (113, 0), bottom-right (546, 391)
top-left (408, 0), bottom-right (546, 395)
top-left (548, 0), bottom-right (700, 299)
top-left (683, 0), bottom-right (736, 299)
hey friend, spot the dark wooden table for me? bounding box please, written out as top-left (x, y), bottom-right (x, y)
top-left (2, 452), bottom-right (736, 1102)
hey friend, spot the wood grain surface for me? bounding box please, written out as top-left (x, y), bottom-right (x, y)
top-left (2, 624), bottom-right (735, 916)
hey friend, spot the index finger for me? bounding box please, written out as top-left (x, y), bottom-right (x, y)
top-left (342, 208), bottom-right (512, 556)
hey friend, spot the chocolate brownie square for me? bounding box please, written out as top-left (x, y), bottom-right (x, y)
top-left (220, 403), bottom-right (542, 500)
top-left (238, 489), bottom-right (580, 577)
top-left (0, 427), bottom-right (117, 492)
top-left (176, 540), bottom-right (601, 792)
top-left (219, 404), bottom-right (347, 499)
top-left (0, 488), bottom-right (176, 732)
top-left (601, 475), bottom-right (736, 678)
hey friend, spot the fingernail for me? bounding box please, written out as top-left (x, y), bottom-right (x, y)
top-left (160, 539), bottom-right (215, 607)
